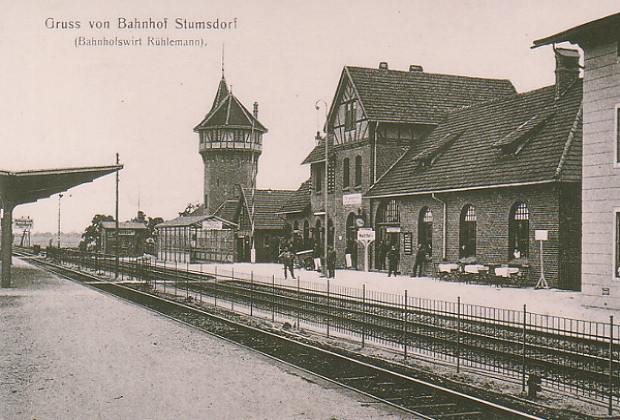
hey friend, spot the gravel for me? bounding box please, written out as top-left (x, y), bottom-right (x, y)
top-left (0, 258), bottom-right (405, 419)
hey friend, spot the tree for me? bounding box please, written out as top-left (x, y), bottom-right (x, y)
top-left (80, 214), bottom-right (114, 251)
top-left (178, 202), bottom-right (202, 217)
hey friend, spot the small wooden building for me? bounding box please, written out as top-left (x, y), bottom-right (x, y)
top-left (100, 221), bottom-right (147, 257)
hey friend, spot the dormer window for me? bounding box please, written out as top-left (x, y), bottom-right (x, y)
top-left (493, 108), bottom-right (555, 155)
top-left (412, 131), bottom-right (462, 169)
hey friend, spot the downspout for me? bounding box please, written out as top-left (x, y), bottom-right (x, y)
top-left (431, 192), bottom-right (447, 261)
top-left (373, 122), bottom-right (379, 183)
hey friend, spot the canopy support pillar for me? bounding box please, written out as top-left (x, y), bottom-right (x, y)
top-left (1, 200), bottom-right (14, 288)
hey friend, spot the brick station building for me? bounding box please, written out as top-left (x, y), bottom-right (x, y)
top-left (365, 49), bottom-right (583, 289)
top-left (291, 63), bottom-right (516, 270)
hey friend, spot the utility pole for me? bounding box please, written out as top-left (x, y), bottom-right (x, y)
top-left (115, 153), bottom-right (120, 278)
top-left (57, 193), bottom-right (63, 248)
top-left (315, 99), bottom-right (329, 277)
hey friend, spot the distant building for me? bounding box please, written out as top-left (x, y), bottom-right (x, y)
top-left (534, 12), bottom-right (620, 304)
top-left (156, 186), bottom-right (295, 263)
top-left (100, 221), bottom-right (147, 257)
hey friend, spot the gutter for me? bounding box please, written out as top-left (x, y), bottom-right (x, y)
top-left (431, 193), bottom-right (447, 261)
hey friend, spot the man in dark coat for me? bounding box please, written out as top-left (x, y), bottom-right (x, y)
top-left (326, 246), bottom-right (337, 278)
top-left (387, 246), bottom-right (399, 277)
top-left (412, 244), bottom-right (428, 277)
top-left (279, 248), bottom-right (295, 279)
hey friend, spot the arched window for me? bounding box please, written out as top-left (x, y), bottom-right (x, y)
top-left (342, 157), bottom-right (350, 188)
top-left (509, 202), bottom-right (529, 258)
top-left (459, 205), bottom-right (477, 258)
top-left (418, 207), bottom-right (433, 252)
top-left (354, 155), bottom-right (362, 186)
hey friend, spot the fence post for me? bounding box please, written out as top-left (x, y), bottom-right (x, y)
top-left (404, 289), bottom-right (408, 360)
top-left (186, 261), bottom-right (189, 301)
top-left (610, 315), bottom-right (615, 416)
top-left (326, 280), bottom-right (330, 338)
top-left (272, 274), bottom-right (275, 322)
top-left (522, 304), bottom-right (527, 392)
top-left (174, 260), bottom-right (177, 296)
top-left (214, 266), bottom-right (218, 308)
top-left (296, 275), bottom-right (300, 329)
top-left (362, 284), bottom-right (366, 348)
top-left (456, 296), bottom-right (461, 373)
top-left (250, 271), bottom-right (254, 317)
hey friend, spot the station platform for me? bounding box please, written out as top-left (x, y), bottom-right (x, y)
top-left (176, 260), bottom-right (616, 324)
top-left (0, 257), bottom-right (402, 419)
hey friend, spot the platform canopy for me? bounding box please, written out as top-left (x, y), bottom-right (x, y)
top-left (0, 165), bottom-right (122, 206)
top-left (0, 164), bottom-right (123, 287)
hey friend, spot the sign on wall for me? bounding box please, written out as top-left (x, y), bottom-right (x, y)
top-left (342, 193), bottom-right (362, 207)
top-left (535, 230), bottom-right (548, 241)
top-left (403, 232), bottom-right (413, 255)
top-left (202, 219), bottom-right (223, 230)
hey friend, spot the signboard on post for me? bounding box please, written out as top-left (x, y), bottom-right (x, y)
top-left (535, 229), bottom-right (549, 289)
top-left (14, 217), bottom-right (33, 230)
top-left (357, 228), bottom-right (375, 272)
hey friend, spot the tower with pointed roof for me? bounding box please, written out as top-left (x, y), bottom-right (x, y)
top-left (194, 74), bottom-right (267, 214)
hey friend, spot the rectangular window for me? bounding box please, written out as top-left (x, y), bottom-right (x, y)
top-left (315, 165), bottom-right (322, 192)
top-left (616, 106), bottom-right (620, 163)
top-left (616, 211), bottom-right (620, 278)
top-left (344, 101), bottom-right (356, 131)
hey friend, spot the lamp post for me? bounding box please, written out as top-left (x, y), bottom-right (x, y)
top-left (57, 193), bottom-right (63, 248)
top-left (315, 99), bottom-right (328, 277)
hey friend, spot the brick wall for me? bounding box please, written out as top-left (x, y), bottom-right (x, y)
top-left (367, 183), bottom-right (577, 288)
top-left (202, 151), bottom-right (257, 214)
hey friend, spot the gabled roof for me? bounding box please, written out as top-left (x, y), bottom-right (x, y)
top-left (279, 180), bottom-right (312, 214)
top-left (329, 66), bottom-right (516, 126)
top-left (194, 92), bottom-right (267, 132)
top-left (533, 12), bottom-right (620, 47)
top-left (302, 136), bottom-right (334, 165)
top-left (366, 79), bottom-right (583, 198)
top-left (213, 199), bottom-right (241, 223)
top-left (242, 188), bottom-right (297, 230)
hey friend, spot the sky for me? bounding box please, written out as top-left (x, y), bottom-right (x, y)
top-left (1, 0), bottom-right (619, 234)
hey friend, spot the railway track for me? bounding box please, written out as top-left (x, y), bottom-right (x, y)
top-left (22, 254), bottom-right (549, 419)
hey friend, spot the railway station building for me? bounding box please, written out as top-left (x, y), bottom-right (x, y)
top-left (365, 48), bottom-right (583, 289)
top-left (292, 64), bottom-right (517, 269)
top-left (534, 12), bottom-right (620, 304)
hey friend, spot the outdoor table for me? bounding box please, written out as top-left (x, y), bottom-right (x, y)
top-left (495, 266), bottom-right (519, 278)
top-left (438, 263), bottom-right (459, 272)
top-left (464, 264), bottom-right (488, 274)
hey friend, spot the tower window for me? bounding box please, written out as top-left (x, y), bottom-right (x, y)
top-left (344, 101), bottom-right (357, 131)
top-left (354, 155), bottom-right (362, 187)
top-left (315, 165), bottom-right (322, 192)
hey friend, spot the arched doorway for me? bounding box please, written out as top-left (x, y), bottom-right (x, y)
top-left (314, 218), bottom-right (322, 256)
top-left (418, 207), bottom-right (433, 254)
top-left (459, 204), bottom-right (476, 258)
top-left (509, 202), bottom-right (529, 258)
top-left (346, 212), bottom-right (358, 268)
top-left (303, 220), bottom-right (310, 249)
top-left (375, 199), bottom-right (400, 270)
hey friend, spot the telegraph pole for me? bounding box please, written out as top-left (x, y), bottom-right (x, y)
top-left (115, 153), bottom-right (120, 278)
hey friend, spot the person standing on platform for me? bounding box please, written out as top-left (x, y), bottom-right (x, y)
top-left (387, 246), bottom-right (399, 277)
top-left (279, 248), bottom-right (295, 279)
top-left (326, 246), bottom-right (337, 279)
top-left (412, 244), bottom-right (428, 277)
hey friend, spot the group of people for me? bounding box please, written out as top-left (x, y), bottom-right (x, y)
top-left (279, 240), bottom-right (431, 280)
top-left (279, 245), bottom-right (338, 279)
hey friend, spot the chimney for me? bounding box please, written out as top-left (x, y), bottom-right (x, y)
top-left (409, 64), bottom-right (423, 72)
top-left (253, 101), bottom-right (259, 118)
top-left (379, 61), bottom-right (388, 70)
top-left (554, 48), bottom-right (580, 100)
top-left (315, 131), bottom-right (322, 146)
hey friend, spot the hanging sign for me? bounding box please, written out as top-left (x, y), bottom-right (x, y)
top-left (385, 226), bottom-right (401, 233)
top-left (535, 230), bottom-right (548, 241)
